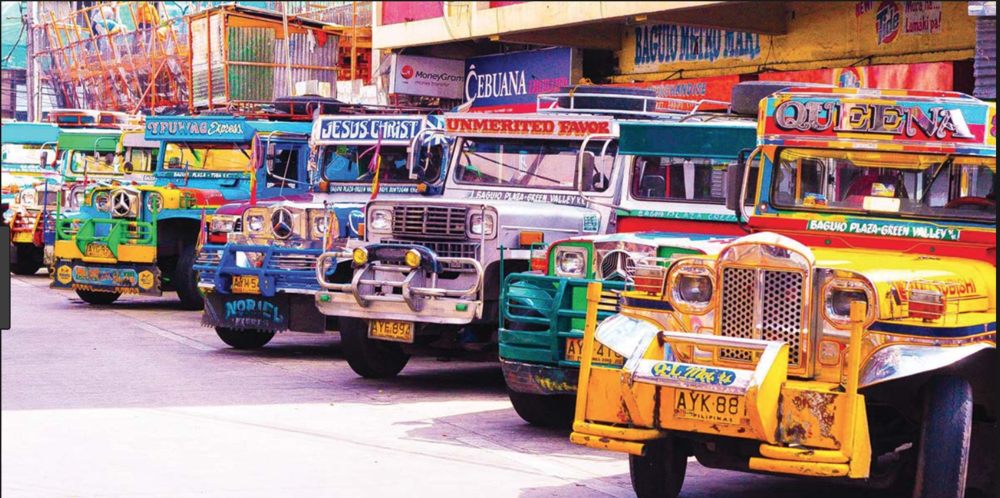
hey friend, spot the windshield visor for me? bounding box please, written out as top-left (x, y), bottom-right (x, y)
top-left (163, 143), bottom-right (251, 172)
top-left (772, 149), bottom-right (996, 224)
top-left (453, 138), bottom-right (617, 192)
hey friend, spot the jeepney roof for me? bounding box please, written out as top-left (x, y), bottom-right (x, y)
top-left (760, 87), bottom-right (996, 157)
top-left (120, 130), bottom-right (160, 150)
top-left (144, 116), bottom-right (312, 144)
top-left (56, 129), bottom-right (122, 152)
top-left (619, 120), bottom-right (757, 159)
top-left (443, 113), bottom-right (618, 141)
top-left (1, 122), bottom-right (61, 146)
top-left (310, 115), bottom-right (435, 146)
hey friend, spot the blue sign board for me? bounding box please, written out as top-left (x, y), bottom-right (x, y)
top-left (464, 47), bottom-right (574, 113)
top-left (312, 117), bottom-right (427, 144)
top-left (145, 116), bottom-right (254, 143)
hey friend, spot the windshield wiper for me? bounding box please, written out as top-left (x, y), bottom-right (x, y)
top-left (919, 154), bottom-right (953, 202)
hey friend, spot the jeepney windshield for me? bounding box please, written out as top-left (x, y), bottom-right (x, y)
top-left (320, 145), bottom-right (441, 184)
top-left (163, 142), bottom-right (251, 172)
top-left (632, 156), bottom-right (733, 203)
top-left (69, 150), bottom-right (119, 174)
top-left (772, 149), bottom-right (996, 224)
top-left (1, 144), bottom-right (52, 171)
top-left (453, 138), bottom-right (617, 192)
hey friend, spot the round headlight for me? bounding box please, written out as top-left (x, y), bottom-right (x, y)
top-left (94, 191), bottom-right (112, 212)
top-left (369, 209), bottom-right (392, 232)
top-left (677, 274), bottom-right (714, 304)
top-left (353, 247), bottom-right (369, 266)
top-left (470, 213), bottom-right (495, 236)
top-left (825, 288), bottom-right (870, 325)
top-left (556, 249), bottom-right (586, 277)
top-left (315, 217), bottom-right (328, 234)
top-left (145, 192), bottom-right (164, 214)
top-left (246, 215), bottom-right (265, 233)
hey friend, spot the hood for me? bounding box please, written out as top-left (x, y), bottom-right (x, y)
top-left (212, 193), bottom-right (317, 217)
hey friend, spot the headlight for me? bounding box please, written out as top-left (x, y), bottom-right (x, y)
top-left (668, 263), bottom-right (716, 313)
top-left (469, 212), bottom-right (496, 237)
top-left (244, 208), bottom-right (268, 234)
top-left (368, 208), bottom-right (392, 233)
top-left (94, 191), bottom-right (112, 212)
top-left (210, 215), bottom-right (237, 234)
top-left (353, 247), bottom-right (369, 265)
top-left (554, 247), bottom-right (588, 278)
top-left (145, 192), bottom-right (164, 214)
top-left (823, 279), bottom-right (874, 328)
top-left (310, 209), bottom-right (333, 239)
top-left (20, 188), bottom-right (37, 207)
top-left (70, 189), bottom-right (85, 209)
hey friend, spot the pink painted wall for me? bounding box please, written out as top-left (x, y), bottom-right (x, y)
top-left (381, 2), bottom-right (445, 25)
top-left (489, 1), bottom-right (527, 7)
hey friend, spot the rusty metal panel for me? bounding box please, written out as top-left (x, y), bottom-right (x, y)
top-left (975, 17), bottom-right (996, 100)
top-left (228, 26), bottom-right (275, 102)
top-left (272, 31), bottom-right (340, 99)
top-left (191, 12), bottom-right (226, 107)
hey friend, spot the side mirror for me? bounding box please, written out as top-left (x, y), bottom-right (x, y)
top-left (123, 161), bottom-right (134, 174)
top-left (39, 152), bottom-right (49, 169)
top-left (726, 155), bottom-right (749, 213)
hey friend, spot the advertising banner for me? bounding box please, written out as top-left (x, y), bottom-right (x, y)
top-left (612, 74), bottom-right (750, 111)
top-left (389, 54), bottom-right (465, 100)
top-left (758, 62), bottom-right (955, 91)
top-left (312, 116), bottom-right (428, 144)
top-left (464, 47), bottom-right (576, 113)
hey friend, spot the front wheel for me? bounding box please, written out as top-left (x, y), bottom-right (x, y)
top-left (216, 327), bottom-right (276, 349)
top-left (75, 289), bottom-right (121, 305)
top-left (174, 243), bottom-right (204, 311)
top-left (339, 317), bottom-right (410, 379)
top-left (508, 391), bottom-right (575, 429)
top-left (630, 437), bottom-right (688, 498)
top-left (11, 243), bottom-right (43, 275)
top-left (913, 376), bottom-right (973, 498)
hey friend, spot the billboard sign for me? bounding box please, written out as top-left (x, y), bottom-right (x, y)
top-left (389, 54), bottom-right (465, 100)
top-left (464, 47), bottom-right (575, 113)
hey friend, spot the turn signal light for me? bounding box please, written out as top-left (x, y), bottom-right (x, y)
top-left (318, 180), bottom-right (330, 192)
top-left (405, 249), bottom-right (422, 268)
top-left (417, 183), bottom-right (428, 194)
top-left (357, 222), bottom-right (366, 238)
top-left (633, 265), bottom-right (667, 295)
top-left (520, 231), bottom-right (543, 247)
top-left (909, 289), bottom-right (946, 321)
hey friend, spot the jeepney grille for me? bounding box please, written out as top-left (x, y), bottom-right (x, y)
top-left (384, 239), bottom-right (480, 260)
top-left (270, 253), bottom-right (320, 271)
top-left (719, 266), bottom-right (805, 367)
top-left (392, 205), bottom-right (468, 241)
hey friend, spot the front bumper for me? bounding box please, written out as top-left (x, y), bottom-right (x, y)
top-left (202, 291), bottom-right (326, 333)
top-left (195, 243), bottom-right (329, 297)
top-left (51, 259), bottom-right (162, 295)
top-left (501, 359), bottom-right (579, 396)
top-left (314, 244), bottom-right (484, 326)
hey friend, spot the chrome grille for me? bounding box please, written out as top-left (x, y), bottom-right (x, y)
top-left (384, 239), bottom-right (480, 260)
top-left (270, 253), bottom-right (320, 271)
top-left (598, 250), bottom-right (637, 282)
top-left (719, 266), bottom-right (805, 367)
top-left (392, 205), bottom-right (468, 241)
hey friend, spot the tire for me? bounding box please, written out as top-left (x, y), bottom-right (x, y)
top-left (339, 317), bottom-right (410, 379)
top-left (215, 327), bottom-right (276, 350)
top-left (630, 437), bottom-right (688, 498)
top-left (75, 289), bottom-right (121, 305)
top-left (508, 390), bottom-right (576, 429)
top-left (913, 377), bottom-right (973, 498)
top-left (730, 81), bottom-right (832, 116)
top-left (11, 243), bottom-right (43, 275)
top-left (174, 243), bottom-right (204, 311)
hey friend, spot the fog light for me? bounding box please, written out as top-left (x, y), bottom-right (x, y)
top-left (405, 249), bottom-right (422, 268)
top-left (353, 248), bottom-right (369, 266)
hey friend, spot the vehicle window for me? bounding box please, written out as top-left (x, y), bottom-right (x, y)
top-left (267, 145), bottom-right (302, 188)
top-left (319, 145), bottom-right (420, 184)
top-left (124, 149), bottom-right (154, 173)
top-left (453, 138), bottom-right (617, 192)
top-left (773, 149), bottom-right (995, 223)
top-left (2, 144), bottom-right (54, 171)
top-left (632, 156), bottom-right (731, 203)
top-left (163, 143), bottom-right (250, 172)
top-left (69, 151), bottom-right (118, 174)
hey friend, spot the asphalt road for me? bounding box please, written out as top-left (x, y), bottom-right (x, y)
top-left (2, 273), bottom-right (888, 498)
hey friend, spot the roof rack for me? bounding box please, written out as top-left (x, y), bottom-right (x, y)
top-left (215, 99), bottom-right (442, 121)
top-left (537, 91), bottom-right (733, 120)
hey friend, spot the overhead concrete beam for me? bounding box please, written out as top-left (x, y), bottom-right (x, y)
top-left (644, 1), bottom-right (788, 35)
top-left (495, 24), bottom-right (623, 51)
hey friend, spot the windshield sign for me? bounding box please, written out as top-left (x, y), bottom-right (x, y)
top-left (454, 138), bottom-right (617, 193)
top-left (163, 143), bottom-right (251, 173)
top-left (772, 148), bottom-right (995, 224)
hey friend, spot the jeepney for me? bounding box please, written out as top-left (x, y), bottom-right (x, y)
top-left (9, 128), bottom-right (159, 275)
top-left (2, 122), bottom-right (61, 217)
top-left (51, 115), bottom-right (313, 308)
top-left (500, 119), bottom-right (756, 426)
top-left (570, 88), bottom-right (996, 498)
top-left (195, 115), bottom-right (448, 349)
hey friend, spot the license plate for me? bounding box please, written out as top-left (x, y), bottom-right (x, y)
top-left (369, 320), bottom-right (414, 343)
top-left (565, 338), bottom-right (625, 366)
top-left (12, 232), bottom-right (33, 243)
top-left (85, 243), bottom-right (114, 259)
top-left (231, 275), bottom-right (261, 295)
top-left (674, 389), bottom-right (746, 425)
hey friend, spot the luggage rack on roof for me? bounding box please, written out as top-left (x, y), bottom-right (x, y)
top-left (219, 99), bottom-right (443, 121)
top-left (537, 91), bottom-right (733, 120)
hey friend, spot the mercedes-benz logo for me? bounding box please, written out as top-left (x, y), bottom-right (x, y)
top-left (600, 250), bottom-right (637, 282)
top-left (111, 190), bottom-right (133, 218)
top-left (271, 208), bottom-right (293, 239)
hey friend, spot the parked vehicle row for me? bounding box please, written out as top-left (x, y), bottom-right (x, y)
top-left (7, 86), bottom-right (995, 498)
